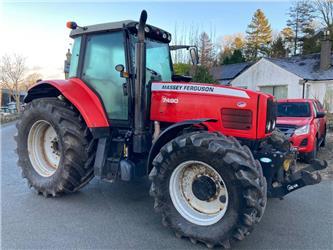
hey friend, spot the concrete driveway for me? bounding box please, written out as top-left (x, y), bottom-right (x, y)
top-left (1, 122), bottom-right (333, 249)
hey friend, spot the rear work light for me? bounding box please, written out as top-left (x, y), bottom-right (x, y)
top-left (221, 108), bottom-right (252, 130)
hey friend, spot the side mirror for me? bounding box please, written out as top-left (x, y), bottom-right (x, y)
top-left (316, 111), bottom-right (326, 118)
top-left (115, 64), bottom-right (129, 78)
top-left (189, 47), bottom-right (199, 65)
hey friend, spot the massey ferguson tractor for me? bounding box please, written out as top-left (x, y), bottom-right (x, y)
top-left (16, 11), bottom-right (327, 248)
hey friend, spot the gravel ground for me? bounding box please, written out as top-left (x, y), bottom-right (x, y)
top-left (297, 131), bottom-right (333, 180)
top-left (317, 131), bottom-right (333, 179)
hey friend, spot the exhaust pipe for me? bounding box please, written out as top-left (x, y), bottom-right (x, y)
top-left (133, 10), bottom-right (149, 153)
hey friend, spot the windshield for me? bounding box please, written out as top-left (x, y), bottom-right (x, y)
top-left (277, 102), bottom-right (311, 117)
top-left (130, 35), bottom-right (172, 81)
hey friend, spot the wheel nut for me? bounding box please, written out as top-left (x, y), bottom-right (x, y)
top-left (219, 195), bottom-right (226, 203)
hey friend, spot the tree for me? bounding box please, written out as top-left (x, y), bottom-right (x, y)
top-left (281, 27), bottom-right (294, 55)
top-left (287, 0), bottom-right (316, 55)
top-left (315, 0), bottom-right (333, 30)
top-left (222, 50), bottom-right (246, 64)
top-left (234, 36), bottom-right (245, 50)
top-left (25, 72), bottom-right (43, 90)
top-left (270, 36), bottom-right (287, 58)
top-left (302, 28), bottom-right (322, 55)
top-left (198, 32), bottom-right (215, 68)
top-left (192, 65), bottom-right (216, 83)
top-left (245, 9), bottom-right (272, 60)
top-left (314, 0), bottom-right (333, 43)
top-left (173, 63), bottom-right (191, 76)
top-left (0, 54), bottom-right (26, 113)
top-left (172, 23), bottom-right (199, 64)
top-left (172, 63), bottom-right (215, 83)
top-left (218, 34), bottom-right (245, 64)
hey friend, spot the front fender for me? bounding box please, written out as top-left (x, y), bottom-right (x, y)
top-left (25, 78), bottom-right (109, 128)
top-left (146, 118), bottom-right (217, 174)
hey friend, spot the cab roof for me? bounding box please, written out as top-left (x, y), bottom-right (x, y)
top-left (70, 20), bottom-right (134, 37)
top-left (69, 20), bottom-right (171, 43)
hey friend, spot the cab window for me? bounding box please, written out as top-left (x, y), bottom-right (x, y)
top-left (68, 36), bottom-right (81, 78)
top-left (82, 32), bottom-right (128, 120)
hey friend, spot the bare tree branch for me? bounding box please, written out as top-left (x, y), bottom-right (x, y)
top-left (0, 54), bottom-right (26, 113)
top-left (315, 0), bottom-right (333, 28)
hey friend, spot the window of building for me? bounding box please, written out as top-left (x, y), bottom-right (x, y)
top-left (259, 85), bottom-right (288, 99)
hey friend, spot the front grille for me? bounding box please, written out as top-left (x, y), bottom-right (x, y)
top-left (221, 108), bottom-right (252, 130)
top-left (276, 124), bottom-right (297, 137)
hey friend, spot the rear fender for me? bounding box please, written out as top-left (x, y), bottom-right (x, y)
top-left (25, 78), bottom-right (109, 128)
top-left (146, 118), bottom-right (216, 174)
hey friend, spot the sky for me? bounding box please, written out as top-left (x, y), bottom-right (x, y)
top-left (0, 0), bottom-right (293, 79)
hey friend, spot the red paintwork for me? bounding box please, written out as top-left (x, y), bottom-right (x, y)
top-left (277, 99), bottom-right (327, 153)
top-left (28, 78), bottom-right (109, 128)
top-left (150, 82), bottom-right (274, 140)
top-left (277, 117), bottom-right (311, 127)
top-left (29, 79), bottom-right (274, 140)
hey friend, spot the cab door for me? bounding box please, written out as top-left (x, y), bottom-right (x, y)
top-left (81, 31), bottom-right (129, 124)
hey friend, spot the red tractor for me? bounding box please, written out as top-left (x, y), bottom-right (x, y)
top-left (16, 11), bottom-right (326, 248)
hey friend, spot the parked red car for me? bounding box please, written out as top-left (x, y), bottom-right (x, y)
top-left (276, 99), bottom-right (327, 163)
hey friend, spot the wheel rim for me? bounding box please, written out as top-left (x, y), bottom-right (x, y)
top-left (169, 160), bottom-right (229, 226)
top-left (27, 120), bottom-right (60, 177)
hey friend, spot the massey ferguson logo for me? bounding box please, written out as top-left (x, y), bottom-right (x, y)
top-left (237, 101), bottom-right (247, 108)
top-left (151, 82), bottom-right (250, 99)
top-left (162, 96), bottom-right (179, 104)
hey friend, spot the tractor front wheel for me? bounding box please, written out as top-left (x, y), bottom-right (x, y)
top-left (16, 97), bottom-right (96, 197)
top-left (149, 131), bottom-right (267, 248)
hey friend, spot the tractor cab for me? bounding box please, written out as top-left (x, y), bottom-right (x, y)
top-left (66, 19), bottom-right (175, 122)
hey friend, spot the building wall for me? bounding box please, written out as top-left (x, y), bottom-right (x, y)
top-left (307, 80), bottom-right (333, 112)
top-left (230, 58), bottom-right (303, 99)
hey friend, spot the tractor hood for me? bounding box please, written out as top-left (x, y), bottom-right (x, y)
top-left (150, 81), bottom-right (274, 140)
top-left (277, 117), bottom-right (312, 127)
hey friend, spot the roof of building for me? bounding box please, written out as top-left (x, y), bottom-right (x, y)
top-left (213, 53), bottom-right (333, 82)
top-left (211, 62), bottom-right (253, 83)
top-left (266, 53), bottom-right (333, 81)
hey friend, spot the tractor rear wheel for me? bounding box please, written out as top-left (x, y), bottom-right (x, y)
top-left (149, 131), bottom-right (266, 248)
top-left (16, 97), bottom-right (96, 197)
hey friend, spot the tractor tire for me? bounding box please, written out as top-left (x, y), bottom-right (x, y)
top-left (149, 131), bottom-right (267, 248)
top-left (15, 97), bottom-right (96, 197)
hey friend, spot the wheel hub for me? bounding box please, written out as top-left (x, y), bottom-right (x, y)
top-left (27, 120), bottom-right (60, 177)
top-left (169, 160), bottom-right (229, 226)
top-left (192, 175), bottom-right (217, 201)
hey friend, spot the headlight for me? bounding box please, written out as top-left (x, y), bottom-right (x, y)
top-left (294, 124), bottom-right (309, 136)
top-left (272, 120), bottom-right (276, 130)
top-left (266, 121), bottom-right (271, 131)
